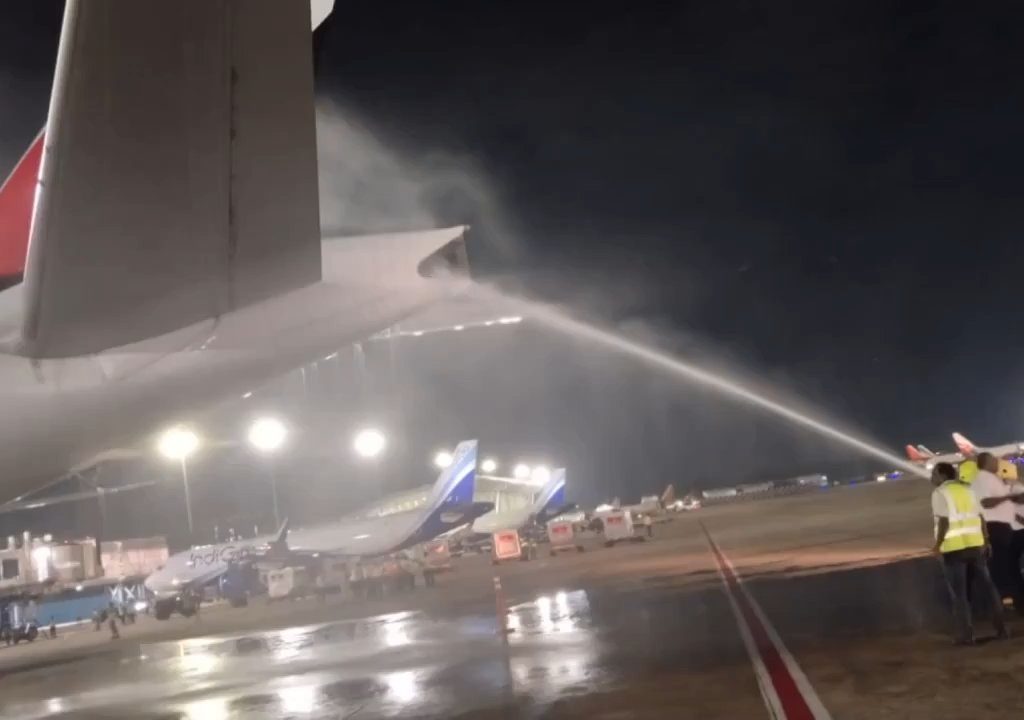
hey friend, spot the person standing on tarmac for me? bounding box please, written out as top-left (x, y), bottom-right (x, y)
top-left (931, 462), bottom-right (1008, 644)
top-left (997, 459), bottom-right (1024, 614)
top-left (971, 452), bottom-right (1024, 612)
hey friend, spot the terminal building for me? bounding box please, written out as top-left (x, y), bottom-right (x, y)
top-left (0, 533), bottom-right (168, 626)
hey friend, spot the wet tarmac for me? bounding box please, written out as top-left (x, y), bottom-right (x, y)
top-left (6, 478), bottom-right (1024, 719)
top-left (3, 581), bottom-right (763, 719)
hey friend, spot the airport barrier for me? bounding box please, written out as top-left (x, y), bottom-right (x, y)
top-left (699, 483), bottom-right (824, 506)
top-left (700, 488), bottom-right (738, 500)
top-left (736, 481), bottom-right (775, 495)
top-left (795, 474), bottom-right (829, 487)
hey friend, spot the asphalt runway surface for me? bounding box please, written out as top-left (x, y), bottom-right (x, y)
top-left (5, 477), bottom-right (1024, 719)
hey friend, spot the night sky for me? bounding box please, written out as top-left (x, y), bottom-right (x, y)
top-left (3, 2), bottom-right (1024, 540)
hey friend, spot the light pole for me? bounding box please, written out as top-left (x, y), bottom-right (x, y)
top-left (248, 417), bottom-right (288, 527)
top-left (158, 426), bottom-right (200, 539)
top-left (353, 427), bottom-right (387, 499)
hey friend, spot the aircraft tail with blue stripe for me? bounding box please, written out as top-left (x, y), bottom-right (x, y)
top-left (404, 439), bottom-right (492, 547)
top-left (532, 468), bottom-right (571, 521)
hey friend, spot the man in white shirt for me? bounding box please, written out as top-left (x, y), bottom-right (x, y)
top-left (972, 452), bottom-right (1024, 612)
top-left (1000, 459), bottom-right (1024, 616)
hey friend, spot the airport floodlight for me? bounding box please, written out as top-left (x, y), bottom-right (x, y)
top-left (353, 428), bottom-right (387, 459)
top-left (513, 463), bottom-right (530, 480)
top-left (434, 450), bottom-right (454, 469)
top-left (249, 417), bottom-right (288, 526)
top-left (498, 316), bottom-right (522, 324)
top-left (481, 458), bottom-right (498, 474)
top-left (157, 426), bottom-right (200, 461)
top-left (157, 426), bottom-right (200, 538)
top-left (531, 465), bottom-right (551, 484)
top-left (248, 417), bottom-right (288, 453)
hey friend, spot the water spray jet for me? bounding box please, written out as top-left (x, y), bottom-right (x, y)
top-left (470, 283), bottom-right (926, 478)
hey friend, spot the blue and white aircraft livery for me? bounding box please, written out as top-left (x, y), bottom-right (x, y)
top-left (471, 468), bottom-right (569, 535)
top-left (145, 440), bottom-right (488, 599)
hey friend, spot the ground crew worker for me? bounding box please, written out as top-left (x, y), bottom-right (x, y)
top-left (998, 459), bottom-right (1024, 616)
top-left (972, 452), bottom-right (1024, 611)
top-left (930, 462), bottom-right (1008, 644)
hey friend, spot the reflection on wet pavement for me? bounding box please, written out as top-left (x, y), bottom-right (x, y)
top-left (2, 578), bottom-right (761, 720)
top-left (3, 554), bottom-right (958, 719)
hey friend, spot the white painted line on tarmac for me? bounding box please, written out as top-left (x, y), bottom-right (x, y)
top-left (702, 522), bottom-right (832, 720)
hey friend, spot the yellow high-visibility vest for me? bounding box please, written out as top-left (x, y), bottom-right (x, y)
top-left (936, 481), bottom-right (985, 553)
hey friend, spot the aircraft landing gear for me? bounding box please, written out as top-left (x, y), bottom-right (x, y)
top-left (153, 598), bottom-right (175, 621)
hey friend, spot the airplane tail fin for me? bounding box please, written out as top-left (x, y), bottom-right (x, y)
top-left (401, 440), bottom-right (489, 548)
top-left (905, 445), bottom-right (929, 462)
top-left (273, 518), bottom-right (290, 545)
top-left (2, 2), bottom-right (337, 305)
top-left (661, 484), bottom-right (676, 507)
top-left (429, 440), bottom-right (478, 508)
top-left (531, 468), bottom-right (567, 517)
top-left (0, 131), bottom-right (43, 287)
top-left (953, 432), bottom-right (977, 456)
top-left (262, 518), bottom-right (291, 562)
top-left (19, 0), bottom-right (328, 357)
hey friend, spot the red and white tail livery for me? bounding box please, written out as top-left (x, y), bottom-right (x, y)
top-left (952, 433), bottom-right (977, 456)
top-left (904, 445), bottom-right (930, 462)
top-left (0, 132), bottom-right (43, 284)
top-left (904, 442), bottom-right (962, 468)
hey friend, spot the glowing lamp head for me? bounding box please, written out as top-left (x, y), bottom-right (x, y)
top-left (434, 451), bottom-right (454, 469)
top-left (353, 428), bottom-right (387, 459)
top-left (513, 463), bottom-right (530, 480)
top-left (158, 427), bottom-right (200, 461)
top-left (248, 417), bottom-right (287, 453)
top-left (531, 466), bottom-right (551, 484)
top-left (481, 458), bottom-right (498, 474)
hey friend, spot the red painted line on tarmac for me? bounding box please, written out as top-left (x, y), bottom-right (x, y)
top-left (701, 522), bottom-right (831, 720)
